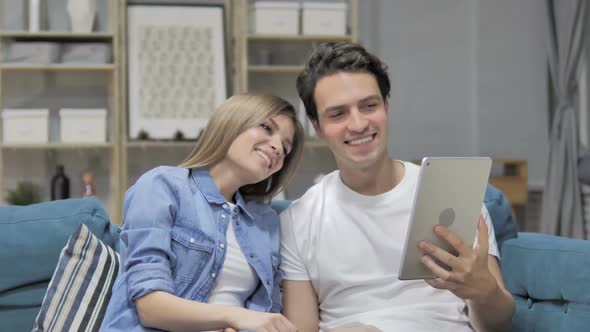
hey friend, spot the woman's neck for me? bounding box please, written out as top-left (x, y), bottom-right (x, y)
top-left (208, 162), bottom-right (240, 203)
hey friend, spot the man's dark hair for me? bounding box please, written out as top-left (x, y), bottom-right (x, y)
top-left (296, 42), bottom-right (391, 124)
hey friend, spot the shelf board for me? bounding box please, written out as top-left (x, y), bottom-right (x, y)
top-left (247, 34), bottom-right (353, 42)
top-left (0, 64), bottom-right (115, 71)
top-left (0, 31), bottom-right (114, 39)
top-left (1, 143), bottom-right (113, 150)
top-left (248, 65), bottom-right (304, 73)
top-left (126, 141), bottom-right (197, 149)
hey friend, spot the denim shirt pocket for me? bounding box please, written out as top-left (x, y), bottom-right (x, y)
top-left (170, 221), bottom-right (215, 291)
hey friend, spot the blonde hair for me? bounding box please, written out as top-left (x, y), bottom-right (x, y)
top-left (179, 93), bottom-right (304, 201)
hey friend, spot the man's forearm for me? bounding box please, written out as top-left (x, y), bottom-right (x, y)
top-left (467, 281), bottom-right (515, 332)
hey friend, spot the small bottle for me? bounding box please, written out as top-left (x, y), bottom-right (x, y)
top-left (51, 165), bottom-right (70, 200)
top-left (81, 171), bottom-right (96, 197)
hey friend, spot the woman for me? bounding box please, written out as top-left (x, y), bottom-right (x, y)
top-left (101, 94), bottom-right (304, 332)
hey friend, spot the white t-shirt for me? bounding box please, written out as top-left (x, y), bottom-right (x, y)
top-left (208, 204), bottom-right (258, 306)
top-left (280, 161), bottom-right (499, 332)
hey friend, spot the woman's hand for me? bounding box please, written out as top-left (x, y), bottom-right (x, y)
top-left (228, 308), bottom-right (298, 332)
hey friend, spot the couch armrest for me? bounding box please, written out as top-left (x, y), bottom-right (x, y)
top-left (501, 232), bottom-right (590, 332)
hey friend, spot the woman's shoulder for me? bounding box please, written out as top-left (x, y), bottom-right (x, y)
top-left (135, 166), bottom-right (189, 184)
top-left (127, 166), bottom-right (191, 197)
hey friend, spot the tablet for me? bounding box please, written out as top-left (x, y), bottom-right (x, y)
top-left (398, 157), bottom-right (492, 280)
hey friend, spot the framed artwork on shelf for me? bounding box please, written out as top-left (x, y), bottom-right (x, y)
top-left (127, 3), bottom-right (227, 139)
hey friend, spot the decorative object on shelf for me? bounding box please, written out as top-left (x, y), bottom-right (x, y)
top-left (137, 129), bottom-right (150, 140)
top-left (2, 109), bottom-right (49, 144)
top-left (59, 108), bottom-right (107, 143)
top-left (81, 171), bottom-right (96, 197)
top-left (255, 48), bottom-right (273, 65)
top-left (127, 4), bottom-right (227, 139)
top-left (6, 181), bottom-right (41, 206)
top-left (28, 0), bottom-right (45, 32)
top-left (66, 0), bottom-right (97, 33)
top-left (50, 165), bottom-right (70, 200)
top-left (173, 130), bottom-right (185, 141)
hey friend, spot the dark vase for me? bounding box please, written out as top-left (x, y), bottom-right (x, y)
top-left (51, 165), bottom-right (70, 200)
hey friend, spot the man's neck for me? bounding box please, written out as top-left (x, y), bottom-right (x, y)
top-left (339, 159), bottom-right (405, 196)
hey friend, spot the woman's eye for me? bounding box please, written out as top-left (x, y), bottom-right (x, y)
top-left (261, 123), bottom-right (272, 133)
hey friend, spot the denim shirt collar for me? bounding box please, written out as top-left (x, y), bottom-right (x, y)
top-left (190, 168), bottom-right (254, 219)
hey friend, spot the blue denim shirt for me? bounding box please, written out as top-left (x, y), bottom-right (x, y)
top-left (101, 167), bottom-right (282, 331)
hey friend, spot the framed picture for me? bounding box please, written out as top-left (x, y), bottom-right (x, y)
top-left (127, 3), bottom-right (227, 139)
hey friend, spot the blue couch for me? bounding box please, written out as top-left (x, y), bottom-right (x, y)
top-left (1, 188), bottom-right (589, 331)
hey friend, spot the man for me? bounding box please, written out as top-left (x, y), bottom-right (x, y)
top-left (280, 42), bottom-right (515, 332)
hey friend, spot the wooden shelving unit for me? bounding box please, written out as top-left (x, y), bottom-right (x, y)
top-left (0, 0), bottom-right (123, 224)
top-left (489, 159), bottom-right (528, 211)
top-left (0, 31), bottom-right (114, 39)
top-left (0, 143), bottom-right (114, 150)
top-left (0, 0), bottom-right (354, 221)
top-left (0, 64), bottom-right (115, 71)
top-left (247, 34), bottom-right (354, 42)
top-left (231, 0), bottom-right (358, 95)
top-left (248, 65), bottom-right (304, 73)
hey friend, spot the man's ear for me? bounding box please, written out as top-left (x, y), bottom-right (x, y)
top-left (384, 97), bottom-right (390, 114)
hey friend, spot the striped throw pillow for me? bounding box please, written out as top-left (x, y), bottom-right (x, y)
top-left (32, 223), bottom-right (120, 332)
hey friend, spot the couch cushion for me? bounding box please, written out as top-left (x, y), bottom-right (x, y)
top-left (501, 233), bottom-right (590, 331)
top-left (0, 198), bottom-right (120, 330)
top-left (32, 223), bottom-right (120, 332)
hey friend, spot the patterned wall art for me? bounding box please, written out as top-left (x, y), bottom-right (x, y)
top-left (127, 5), bottom-right (227, 139)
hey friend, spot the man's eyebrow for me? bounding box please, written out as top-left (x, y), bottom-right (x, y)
top-left (324, 104), bottom-right (348, 112)
top-left (359, 95), bottom-right (382, 103)
top-left (269, 118), bottom-right (293, 147)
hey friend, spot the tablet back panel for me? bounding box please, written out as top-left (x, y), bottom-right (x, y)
top-left (398, 157), bottom-right (492, 280)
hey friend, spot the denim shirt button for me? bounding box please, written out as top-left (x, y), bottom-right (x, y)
top-left (222, 204), bottom-right (228, 209)
top-left (189, 238), bottom-right (195, 244)
top-left (219, 243), bottom-right (225, 249)
top-left (211, 272), bottom-right (217, 279)
top-left (221, 214), bottom-right (226, 219)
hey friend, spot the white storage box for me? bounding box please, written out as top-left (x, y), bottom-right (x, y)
top-left (250, 2), bottom-right (300, 35)
top-left (4, 42), bottom-right (60, 64)
top-left (2, 109), bottom-right (49, 144)
top-left (302, 2), bottom-right (348, 35)
top-left (59, 109), bottom-right (107, 143)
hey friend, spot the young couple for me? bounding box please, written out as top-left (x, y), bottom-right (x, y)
top-left (101, 43), bottom-right (514, 332)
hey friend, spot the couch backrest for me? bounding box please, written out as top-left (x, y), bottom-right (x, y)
top-left (0, 197), bottom-right (119, 332)
top-left (501, 233), bottom-right (590, 331)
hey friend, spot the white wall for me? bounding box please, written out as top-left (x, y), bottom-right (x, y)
top-left (359, 0), bottom-right (548, 186)
top-left (476, 0), bottom-right (548, 188)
